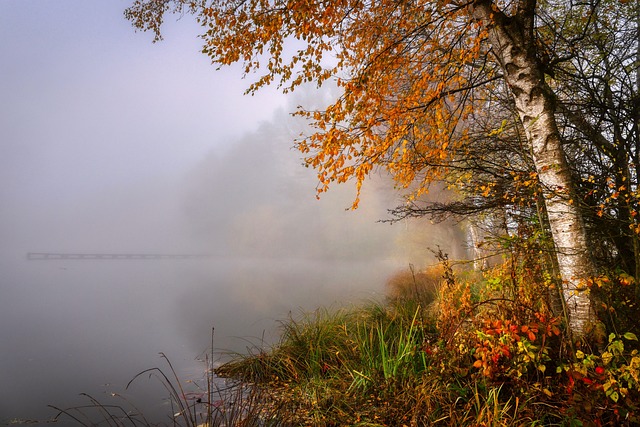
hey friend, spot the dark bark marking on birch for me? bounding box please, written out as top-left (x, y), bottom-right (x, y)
top-left (530, 86), bottom-right (543, 102)
top-left (505, 63), bottom-right (518, 75)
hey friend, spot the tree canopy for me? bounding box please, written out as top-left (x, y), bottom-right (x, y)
top-left (125, 0), bottom-right (640, 339)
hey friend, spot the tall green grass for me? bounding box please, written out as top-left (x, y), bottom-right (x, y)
top-left (349, 306), bottom-right (427, 391)
top-left (215, 292), bottom-right (451, 425)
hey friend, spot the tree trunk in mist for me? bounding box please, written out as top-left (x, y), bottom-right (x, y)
top-left (468, 221), bottom-right (488, 271)
top-left (468, 210), bottom-right (507, 271)
top-left (473, 1), bottom-right (595, 338)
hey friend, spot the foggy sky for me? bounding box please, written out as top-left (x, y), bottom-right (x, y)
top-left (0, 1), bottom-right (285, 226)
top-left (0, 2), bottom-right (466, 422)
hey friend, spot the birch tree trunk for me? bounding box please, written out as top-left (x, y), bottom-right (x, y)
top-left (473, 1), bottom-right (595, 338)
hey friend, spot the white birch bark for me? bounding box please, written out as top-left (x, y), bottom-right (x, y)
top-left (473, 1), bottom-right (595, 337)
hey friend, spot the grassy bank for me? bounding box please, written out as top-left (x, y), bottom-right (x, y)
top-left (215, 260), bottom-right (640, 426)
top-left (40, 255), bottom-right (640, 426)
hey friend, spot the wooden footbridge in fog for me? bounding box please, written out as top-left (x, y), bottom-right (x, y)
top-left (26, 252), bottom-right (212, 260)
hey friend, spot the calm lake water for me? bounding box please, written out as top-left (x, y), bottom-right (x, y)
top-left (0, 253), bottom-right (399, 424)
